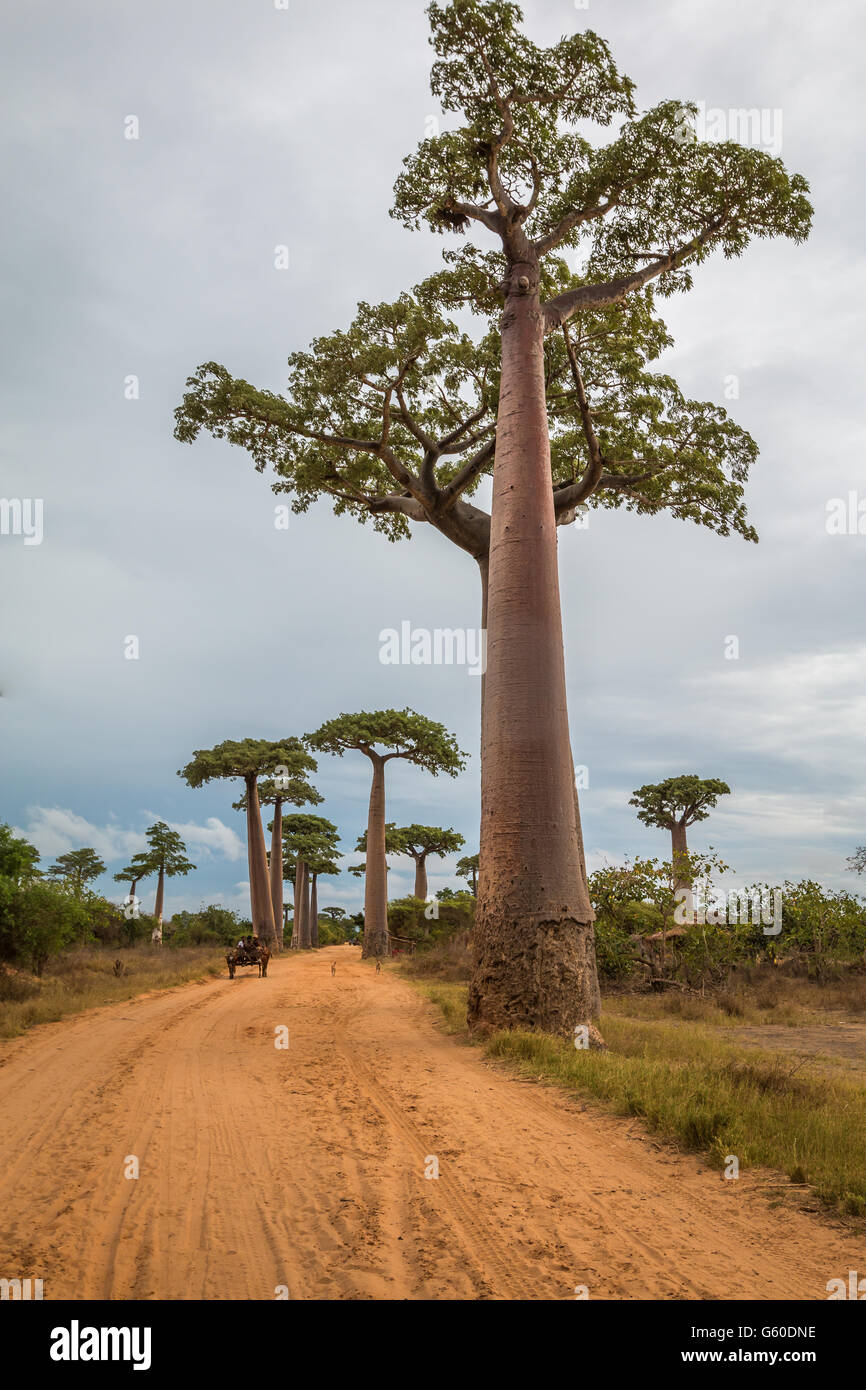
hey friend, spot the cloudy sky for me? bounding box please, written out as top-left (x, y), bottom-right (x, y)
top-left (2, 0), bottom-right (865, 918)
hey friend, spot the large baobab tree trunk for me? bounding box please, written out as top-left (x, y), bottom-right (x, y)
top-left (310, 873), bottom-right (319, 948)
top-left (362, 753), bottom-right (390, 958)
top-left (270, 796), bottom-right (284, 950)
top-left (413, 855), bottom-right (428, 902)
top-left (152, 865), bottom-right (165, 945)
top-left (468, 268), bottom-right (599, 1041)
top-left (671, 819), bottom-right (694, 919)
top-left (480, 550), bottom-right (596, 996)
top-left (244, 775), bottom-right (277, 949)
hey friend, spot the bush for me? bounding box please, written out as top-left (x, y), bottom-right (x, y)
top-left (387, 892), bottom-right (475, 950)
top-left (3, 880), bottom-right (87, 975)
top-left (167, 906), bottom-right (249, 947)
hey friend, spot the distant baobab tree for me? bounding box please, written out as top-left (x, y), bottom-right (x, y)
top-left (143, 823), bottom-right (195, 945)
top-left (306, 710), bottom-right (466, 958)
top-left (456, 852), bottom-right (479, 896)
top-left (355, 823), bottom-right (465, 901)
top-left (178, 737), bottom-right (317, 950)
top-left (113, 851), bottom-right (155, 914)
top-left (49, 848), bottom-right (106, 900)
top-left (630, 776), bottom-right (731, 907)
top-left (236, 774), bottom-right (323, 949)
top-left (277, 813), bottom-right (340, 949)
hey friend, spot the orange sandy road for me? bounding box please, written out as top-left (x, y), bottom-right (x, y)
top-left (0, 945), bottom-right (858, 1301)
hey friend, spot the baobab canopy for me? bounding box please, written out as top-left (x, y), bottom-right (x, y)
top-left (392, 0), bottom-right (811, 311)
top-left (175, 270), bottom-right (760, 561)
top-left (177, 737), bottom-right (317, 789)
top-left (630, 776), bottom-right (732, 831)
top-left (305, 709), bottom-right (466, 778)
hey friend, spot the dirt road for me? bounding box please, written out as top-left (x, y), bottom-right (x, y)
top-left (0, 946), bottom-right (858, 1300)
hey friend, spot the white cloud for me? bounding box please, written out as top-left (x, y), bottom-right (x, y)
top-left (13, 807), bottom-right (145, 864)
top-left (14, 807), bottom-right (243, 867)
top-left (145, 815), bottom-right (244, 863)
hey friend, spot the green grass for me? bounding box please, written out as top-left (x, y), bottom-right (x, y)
top-left (412, 977), bottom-right (866, 1220)
top-left (414, 980), bottom-right (470, 1033)
top-left (0, 946), bottom-right (227, 1038)
top-left (603, 990), bottom-right (805, 1027)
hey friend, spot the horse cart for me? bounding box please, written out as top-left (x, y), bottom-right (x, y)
top-left (226, 938), bottom-right (270, 979)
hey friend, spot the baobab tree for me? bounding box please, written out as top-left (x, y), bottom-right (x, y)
top-left (389, 0), bottom-right (809, 1038)
top-left (629, 776), bottom-right (731, 909)
top-left (49, 848), bottom-right (106, 899)
top-left (456, 852), bottom-right (479, 896)
top-left (113, 851), bottom-right (155, 915)
top-left (306, 710), bottom-right (466, 957)
top-left (351, 822), bottom-right (402, 889)
top-left (352, 822), bottom-right (464, 898)
top-left (143, 823), bottom-right (195, 945)
top-left (277, 813), bottom-right (339, 949)
top-left (395, 824), bottom-right (465, 901)
top-left (304, 846), bottom-right (341, 949)
top-left (178, 738), bottom-right (317, 950)
top-left (236, 774), bottom-right (323, 948)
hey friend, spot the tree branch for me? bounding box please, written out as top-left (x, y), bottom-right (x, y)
top-left (541, 217), bottom-right (728, 334)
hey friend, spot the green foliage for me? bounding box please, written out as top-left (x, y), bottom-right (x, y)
top-left (590, 856), bottom-right (866, 988)
top-left (306, 708), bottom-right (466, 777)
top-left (49, 847), bottom-right (106, 898)
top-left (85, 894), bottom-right (142, 948)
top-left (167, 906), bottom-right (249, 947)
top-left (178, 737), bottom-right (317, 789)
top-left (630, 775), bottom-right (731, 830)
top-left (174, 292), bottom-right (498, 544)
top-left (435, 886), bottom-right (475, 904)
top-left (357, 822), bottom-right (464, 877)
top-left (848, 847), bottom-right (866, 876)
top-left (233, 773), bottom-right (322, 813)
top-left (277, 814), bottom-right (341, 881)
top-left (0, 824), bottom-right (40, 884)
top-left (354, 822), bottom-right (403, 856)
top-left (396, 823), bottom-right (465, 860)
top-left (455, 851), bottom-right (479, 892)
top-left (316, 913), bottom-right (357, 946)
top-left (113, 851), bottom-right (156, 888)
top-left (388, 890), bottom-right (475, 947)
top-left (393, 2), bottom-right (635, 239)
top-left (3, 880), bottom-right (87, 976)
top-left (144, 822), bottom-right (196, 879)
top-left (175, 270), bottom-right (761, 551)
top-left (392, 0), bottom-right (811, 281)
top-left (774, 880), bottom-right (866, 972)
top-left (175, 0), bottom-right (813, 601)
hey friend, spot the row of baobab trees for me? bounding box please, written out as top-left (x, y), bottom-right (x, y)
top-left (172, 722), bottom-right (735, 963)
top-left (176, 713), bottom-right (470, 957)
top-left (93, 767), bottom-right (731, 950)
